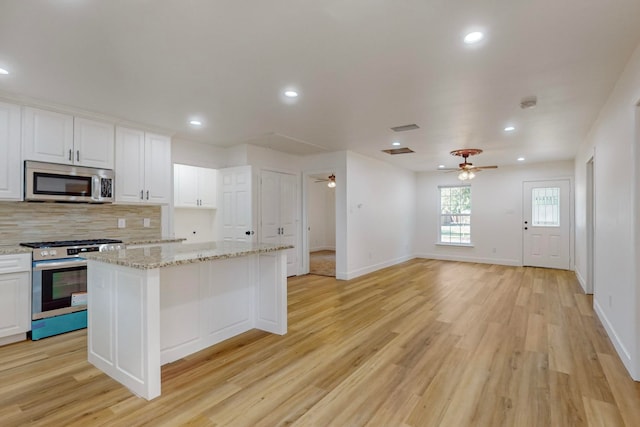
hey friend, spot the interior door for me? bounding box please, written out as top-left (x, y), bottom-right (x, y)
top-left (280, 173), bottom-right (298, 277)
top-left (523, 180), bottom-right (571, 269)
top-left (260, 170), bottom-right (298, 277)
top-left (260, 171), bottom-right (280, 245)
top-left (220, 166), bottom-right (254, 242)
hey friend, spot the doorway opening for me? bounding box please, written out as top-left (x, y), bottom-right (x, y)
top-left (307, 173), bottom-right (336, 277)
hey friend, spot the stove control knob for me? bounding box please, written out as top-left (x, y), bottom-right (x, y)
top-left (50, 250), bottom-right (57, 256)
top-left (41, 250), bottom-right (49, 257)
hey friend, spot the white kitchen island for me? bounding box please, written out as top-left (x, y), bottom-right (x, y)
top-left (84, 241), bottom-right (291, 400)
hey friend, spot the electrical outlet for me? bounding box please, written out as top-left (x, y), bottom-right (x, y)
top-left (117, 218), bottom-right (126, 228)
top-left (143, 218), bottom-right (151, 228)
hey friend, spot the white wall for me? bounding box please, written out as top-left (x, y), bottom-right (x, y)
top-left (344, 152), bottom-right (416, 279)
top-left (173, 209), bottom-right (217, 243)
top-left (574, 41), bottom-right (640, 379)
top-left (415, 161), bottom-right (574, 266)
top-left (308, 178), bottom-right (336, 251)
top-left (172, 138), bottom-right (228, 169)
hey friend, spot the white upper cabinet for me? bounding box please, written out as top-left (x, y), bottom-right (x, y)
top-left (115, 126), bottom-right (171, 205)
top-left (22, 107), bottom-right (73, 165)
top-left (0, 101), bottom-right (22, 200)
top-left (144, 132), bottom-right (172, 205)
top-left (22, 107), bottom-right (114, 169)
top-left (198, 167), bottom-right (217, 208)
top-left (174, 164), bottom-right (199, 208)
top-left (174, 164), bottom-right (217, 209)
top-left (74, 117), bottom-right (115, 169)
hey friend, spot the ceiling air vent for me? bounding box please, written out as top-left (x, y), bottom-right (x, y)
top-left (520, 96), bottom-right (537, 109)
top-left (382, 147), bottom-right (415, 155)
top-left (390, 123), bottom-right (420, 132)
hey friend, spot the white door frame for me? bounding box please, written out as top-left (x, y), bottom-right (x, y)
top-left (586, 156), bottom-right (595, 294)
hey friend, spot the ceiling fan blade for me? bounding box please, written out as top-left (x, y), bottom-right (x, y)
top-left (474, 165), bottom-right (498, 170)
top-left (437, 168), bottom-right (459, 172)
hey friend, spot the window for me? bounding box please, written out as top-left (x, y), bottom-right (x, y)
top-left (531, 187), bottom-right (560, 227)
top-left (439, 185), bottom-right (471, 244)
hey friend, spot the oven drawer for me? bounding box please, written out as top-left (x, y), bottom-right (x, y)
top-left (0, 254), bottom-right (31, 274)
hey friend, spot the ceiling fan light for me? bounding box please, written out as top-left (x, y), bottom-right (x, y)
top-left (327, 181), bottom-right (336, 188)
top-left (458, 171), bottom-right (469, 180)
top-left (467, 171), bottom-right (475, 179)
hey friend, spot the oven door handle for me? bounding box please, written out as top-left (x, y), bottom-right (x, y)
top-left (34, 259), bottom-right (87, 271)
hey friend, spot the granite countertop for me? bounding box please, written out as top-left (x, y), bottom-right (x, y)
top-left (84, 241), bottom-right (293, 270)
top-left (123, 237), bottom-right (187, 246)
top-left (0, 245), bottom-right (33, 255)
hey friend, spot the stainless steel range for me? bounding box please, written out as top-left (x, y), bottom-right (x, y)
top-left (20, 238), bottom-right (124, 340)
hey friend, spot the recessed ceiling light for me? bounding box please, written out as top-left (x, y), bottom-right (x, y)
top-left (284, 90), bottom-right (298, 98)
top-left (0, 68), bottom-right (9, 75)
top-left (517, 157), bottom-right (525, 162)
top-left (438, 165), bottom-right (446, 169)
top-left (464, 31), bottom-right (484, 44)
top-left (189, 120), bottom-right (202, 126)
top-left (504, 126), bottom-right (515, 132)
top-left (392, 141), bottom-right (401, 146)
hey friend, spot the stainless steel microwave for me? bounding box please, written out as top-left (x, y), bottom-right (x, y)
top-left (25, 161), bottom-right (114, 203)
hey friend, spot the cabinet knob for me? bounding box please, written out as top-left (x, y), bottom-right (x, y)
top-left (68, 149), bottom-right (72, 161)
top-left (146, 190), bottom-right (149, 200)
top-left (140, 190), bottom-right (144, 200)
top-left (76, 150), bottom-right (80, 162)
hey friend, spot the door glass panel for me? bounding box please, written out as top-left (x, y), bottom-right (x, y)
top-left (532, 187), bottom-right (560, 227)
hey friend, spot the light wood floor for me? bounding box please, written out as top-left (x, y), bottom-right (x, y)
top-left (309, 250), bottom-right (336, 277)
top-left (2, 259), bottom-right (640, 426)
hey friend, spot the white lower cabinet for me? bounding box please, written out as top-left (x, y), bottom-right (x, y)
top-left (0, 253), bottom-right (31, 346)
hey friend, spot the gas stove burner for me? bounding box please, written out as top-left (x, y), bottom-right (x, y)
top-left (20, 238), bottom-right (123, 249)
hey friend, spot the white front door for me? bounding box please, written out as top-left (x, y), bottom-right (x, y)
top-left (260, 170), bottom-right (298, 277)
top-left (523, 180), bottom-right (571, 269)
top-left (220, 166), bottom-right (254, 242)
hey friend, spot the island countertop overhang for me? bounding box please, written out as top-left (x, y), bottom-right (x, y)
top-left (84, 241), bottom-right (293, 270)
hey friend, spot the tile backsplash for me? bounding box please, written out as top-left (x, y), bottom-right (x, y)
top-left (0, 202), bottom-right (161, 245)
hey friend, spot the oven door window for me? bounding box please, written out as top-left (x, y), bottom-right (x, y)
top-left (34, 172), bottom-right (92, 196)
top-left (41, 266), bottom-right (87, 311)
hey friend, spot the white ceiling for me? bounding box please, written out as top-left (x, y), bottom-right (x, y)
top-left (1, 1), bottom-right (639, 171)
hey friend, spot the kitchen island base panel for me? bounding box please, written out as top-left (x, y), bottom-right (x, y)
top-left (88, 264), bottom-right (161, 400)
top-left (87, 251), bottom-right (287, 400)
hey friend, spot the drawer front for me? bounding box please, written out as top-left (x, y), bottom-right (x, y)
top-left (0, 254), bottom-right (31, 274)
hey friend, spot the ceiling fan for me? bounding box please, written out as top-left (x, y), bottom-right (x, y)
top-left (440, 149), bottom-right (498, 180)
top-left (314, 174), bottom-right (336, 188)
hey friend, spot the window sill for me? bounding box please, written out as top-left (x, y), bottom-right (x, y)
top-left (436, 242), bottom-right (474, 248)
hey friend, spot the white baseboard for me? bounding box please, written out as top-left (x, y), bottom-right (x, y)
top-left (574, 269), bottom-right (588, 294)
top-left (342, 254), bottom-right (414, 281)
top-left (593, 298), bottom-right (637, 380)
top-left (414, 252), bottom-right (521, 267)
